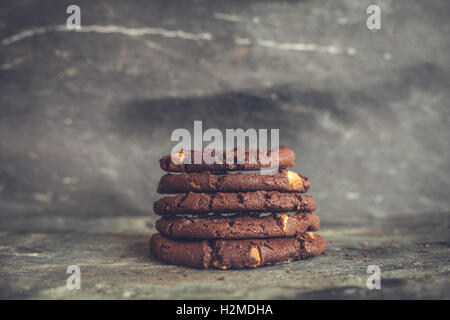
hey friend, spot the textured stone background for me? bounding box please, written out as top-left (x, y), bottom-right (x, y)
top-left (0, 0), bottom-right (449, 299)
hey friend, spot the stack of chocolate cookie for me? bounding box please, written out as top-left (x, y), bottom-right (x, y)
top-left (150, 146), bottom-right (325, 269)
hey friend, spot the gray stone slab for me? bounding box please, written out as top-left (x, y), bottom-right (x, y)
top-left (0, 210), bottom-right (448, 299)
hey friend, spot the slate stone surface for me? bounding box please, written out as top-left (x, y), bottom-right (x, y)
top-left (0, 0), bottom-right (449, 299)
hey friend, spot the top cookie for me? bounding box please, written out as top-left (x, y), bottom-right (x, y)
top-left (159, 145), bottom-right (295, 172)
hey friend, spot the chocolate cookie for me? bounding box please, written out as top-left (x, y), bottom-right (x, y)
top-left (155, 212), bottom-right (320, 239)
top-left (149, 232), bottom-right (325, 269)
top-left (153, 191), bottom-right (316, 215)
top-left (157, 170), bottom-right (310, 194)
top-left (160, 145), bottom-right (295, 172)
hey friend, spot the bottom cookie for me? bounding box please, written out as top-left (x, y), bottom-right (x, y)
top-left (149, 232), bottom-right (325, 269)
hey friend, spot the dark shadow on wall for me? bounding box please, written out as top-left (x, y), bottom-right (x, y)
top-left (0, 63), bottom-right (449, 218)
